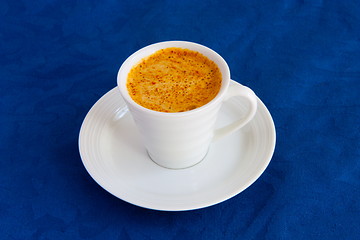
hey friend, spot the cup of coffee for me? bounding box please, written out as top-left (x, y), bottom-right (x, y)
top-left (117, 41), bottom-right (257, 169)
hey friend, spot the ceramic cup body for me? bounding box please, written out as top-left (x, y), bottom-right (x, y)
top-left (117, 41), bottom-right (257, 169)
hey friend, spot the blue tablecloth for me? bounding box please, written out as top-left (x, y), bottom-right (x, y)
top-left (1, 0), bottom-right (359, 239)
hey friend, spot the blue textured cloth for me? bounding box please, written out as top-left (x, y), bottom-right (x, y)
top-left (1, 0), bottom-right (359, 239)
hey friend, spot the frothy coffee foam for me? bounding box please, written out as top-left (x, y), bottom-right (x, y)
top-left (126, 47), bottom-right (222, 113)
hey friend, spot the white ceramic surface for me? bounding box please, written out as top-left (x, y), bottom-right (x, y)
top-left (117, 41), bottom-right (258, 169)
top-left (78, 87), bottom-right (276, 211)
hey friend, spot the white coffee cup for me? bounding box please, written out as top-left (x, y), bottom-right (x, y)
top-left (117, 41), bottom-right (257, 169)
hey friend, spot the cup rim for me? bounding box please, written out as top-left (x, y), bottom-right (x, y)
top-left (117, 40), bottom-right (230, 116)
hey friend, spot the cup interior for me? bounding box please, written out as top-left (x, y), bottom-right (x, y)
top-left (117, 41), bottom-right (230, 114)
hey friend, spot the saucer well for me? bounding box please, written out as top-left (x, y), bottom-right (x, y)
top-left (79, 85), bottom-right (276, 211)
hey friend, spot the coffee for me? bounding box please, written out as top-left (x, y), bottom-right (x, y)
top-left (126, 47), bottom-right (222, 113)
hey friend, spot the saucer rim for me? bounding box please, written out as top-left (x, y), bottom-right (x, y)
top-left (79, 86), bottom-right (276, 211)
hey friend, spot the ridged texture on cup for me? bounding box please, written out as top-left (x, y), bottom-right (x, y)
top-left (126, 103), bottom-right (222, 169)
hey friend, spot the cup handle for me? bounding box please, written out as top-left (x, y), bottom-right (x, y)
top-left (212, 80), bottom-right (258, 142)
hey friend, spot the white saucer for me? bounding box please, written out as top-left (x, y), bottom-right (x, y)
top-left (79, 87), bottom-right (276, 211)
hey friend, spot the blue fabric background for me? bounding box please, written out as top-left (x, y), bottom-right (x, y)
top-left (1, 0), bottom-right (359, 239)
